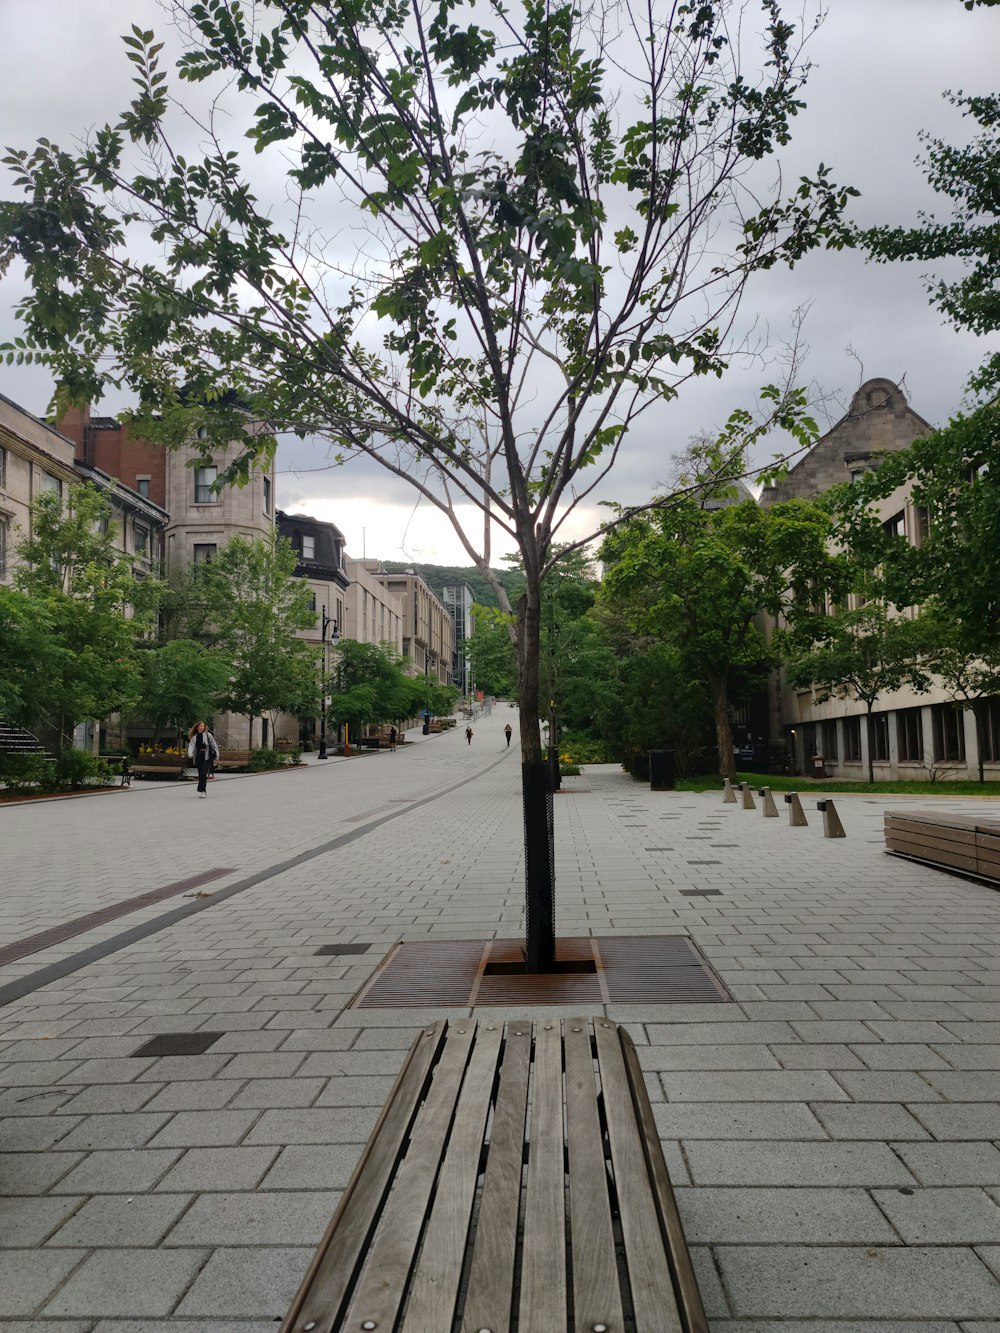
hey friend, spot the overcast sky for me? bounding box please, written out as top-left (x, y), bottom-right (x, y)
top-left (1, 0), bottom-right (996, 566)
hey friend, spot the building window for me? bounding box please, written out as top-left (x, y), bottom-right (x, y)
top-left (844, 716), bottom-right (862, 762)
top-left (134, 525), bottom-right (148, 556)
top-left (136, 477), bottom-right (150, 499)
top-left (821, 719), bottom-right (838, 761)
top-left (193, 543), bottom-right (217, 564)
top-left (194, 465), bottom-right (219, 504)
top-left (0, 447), bottom-right (6, 490)
top-left (914, 506), bottom-right (930, 545)
top-left (43, 472), bottom-right (62, 499)
top-left (301, 534), bottom-right (315, 560)
top-left (897, 708), bottom-right (923, 763)
top-left (308, 591), bottom-right (316, 613)
top-left (0, 517), bottom-right (7, 579)
top-left (850, 468), bottom-right (866, 482)
top-left (983, 699), bottom-right (1000, 763)
top-left (871, 711), bottom-right (890, 762)
top-left (933, 703), bottom-right (966, 763)
top-left (263, 475), bottom-right (271, 515)
top-left (882, 511), bottom-right (905, 540)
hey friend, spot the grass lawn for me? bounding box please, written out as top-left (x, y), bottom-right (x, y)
top-left (676, 771), bottom-right (1000, 798)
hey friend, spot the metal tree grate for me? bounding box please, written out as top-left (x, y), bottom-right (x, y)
top-left (351, 935), bottom-right (730, 1008)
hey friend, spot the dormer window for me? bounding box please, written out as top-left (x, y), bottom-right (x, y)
top-left (301, 534), bottom-right (316, 560)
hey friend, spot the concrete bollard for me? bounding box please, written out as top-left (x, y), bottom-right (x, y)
top-left (783, 792), bottom-right (808, 826)
top-left (817, 799), bottom-right (847, 838)
top-left (759, 787), bottom-right (779, 818)
top-left (741, 782), bottom-right (756, 810)
top-left (722, 777), bottom-right (737, 804)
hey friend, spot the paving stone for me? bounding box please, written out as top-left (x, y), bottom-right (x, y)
top-left (0, 1114), bottom-right (83, 1150)
top-left (47, 1194), bottom-right (192, 1248)
top-left (662, 1070), bottom-right (848, 1101)
top-left (643, 1022), bottom-right (796, 1046)
top-left (243, 1106), bottom-right (380, 1144)
top-left (717, 1245), bottom-right (1000, 1319)
top-left (872, 1188), bottom-right (1000, 1244)
top-left (769, 1043), bottom-right (865, 1070)
top-left (0, 1195), bottom-right (84, 1246)
top-left (59, 1057), bottom-right (157, 1084)
top-left (938, 1044), bottom-right (1000, 1069)
top-left (909, 1103), bottom-right (1000, 1140)
top-left (0, 1249), bottom-right (86, 1317)
top-left (174, 1246), bottom-right (313, 1318)
top-left (0, 1150), bottom-right (84, 1194)
top-left (155, 1146), bottom-right (279, 1192)
top-left (43, 1247), bottom-right (209, 1317)
top-left (259, 1143), bottom-right (364, 1190)
top-left (653, 1102), bottom-right (826, 1141)
top-left (313, 1075), bottom-right (401, 1106)
top-left (850, 1043), bottom-right (952, 1070)
top-left (56, 1084), bottom-right (163, 1115)
top-left (674, 1186), bottom-right (896, 1244)
top-left (920, 1070), bottom-right (1000, 1101)
top-left (164, 1190), bottom-right (340, 1246)
top-left (139, 1080), bottom-right (242, 1112)
top-left (147, 1110), bottom-right (258, 1148)
top-left (832, 1070), bottom-right (943, 1102)
top-left (134, 1054), bottom-right (235, 1082)
top-left (685, 1141), bottom-right (917, 1186)
top-left (55, 1112), bottom-right (173, 1151)
top-left (53, 1149), bottom-right (183, 1194)
top-left (893, 1142), bottom-right (1000, 1186)
top-left (811, 1102), bottom-right (932, 1140)
top-left (228, 1076), bottom-right (326, 1109)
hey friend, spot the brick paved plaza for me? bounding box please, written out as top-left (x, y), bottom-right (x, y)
top-left (1, 706), bottom-right (999, 1330)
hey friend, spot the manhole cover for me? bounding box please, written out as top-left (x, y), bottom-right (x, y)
top-left (352, 936), bottom-right (730, 1008)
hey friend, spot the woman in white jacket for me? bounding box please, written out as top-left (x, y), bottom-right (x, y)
top-left (187, 721), bottom-right (220, 798)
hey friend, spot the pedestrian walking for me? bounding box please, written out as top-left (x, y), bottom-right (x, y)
top-left (389, 725), bottom-right (397, 751)
top-left (465, 726), bottom-right (474, 746)
top-left (187, 721), bottom-right (220, 798)
top-left (504, 722), bottom-right (513, 748)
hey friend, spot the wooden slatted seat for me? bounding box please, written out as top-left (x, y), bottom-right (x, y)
top-left (280, 1017), bottom-right (707, 1333)
top-left (885, 810), bottom-right (1000, 885)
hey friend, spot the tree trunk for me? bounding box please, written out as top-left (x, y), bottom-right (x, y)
top-left (517, 570), bottom-right (555, 973)
top-left (709, 677), bottom-right (735, 779)
top-left (866, 706), bottom-right (874, 785)
top-left (249, 715), bottom-right (254, 751)
top-left (973, 699), bottom-right (987, 784)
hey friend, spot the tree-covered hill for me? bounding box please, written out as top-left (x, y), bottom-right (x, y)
top-left (379, 562), bottom-right (523, 610)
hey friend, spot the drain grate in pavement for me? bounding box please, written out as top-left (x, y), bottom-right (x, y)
top-left (352, 935), bottom-right (730, 1008)
top-left (0, 868), bottom-right (236, 969)
top-left (131, 1031), bottom-right (225, 1057)
top-left (315, 943), bottom-right (372, 956)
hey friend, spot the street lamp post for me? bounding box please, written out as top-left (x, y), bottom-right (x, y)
top-left (317, 606), bottom-right (340, 760)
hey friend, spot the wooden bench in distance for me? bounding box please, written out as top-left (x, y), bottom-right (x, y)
top-left (885, 810), bottom-right (1000, 885)
top-left (280, 1016), bottom-right (707, 1333)
top-left (214, 749), bottom-right (251, 770)
top-left (128, 754), bottom-right (188, 779)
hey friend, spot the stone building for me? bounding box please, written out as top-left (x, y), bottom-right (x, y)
top-left (0, 391), bottom-right (79, 585)
top-left (367, 566), bottom-right (455, 686)
top-left (343, 557), bottom-right (404, 654)
top-left (763, 377), bottom-right (997, 782)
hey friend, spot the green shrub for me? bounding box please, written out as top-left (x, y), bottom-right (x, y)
top-left (558, 733), bottom-right (615, 764)
top-left (249, 746), bottom-right (290, 771)
top-left (0, 752), bottom-right (56, 794)
top-left (54, 749), bottom-right (114, 790)
top-left (560, 762), bottom-right (582, 776)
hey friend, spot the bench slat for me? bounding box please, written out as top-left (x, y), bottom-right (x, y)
top-left (519, 1020), bottom-right (568, 1330)
top-left (619, 1025), bottom-right (711, 1333)
top-left (281, 1021), bottom-right (447, 1333)
top-left (402, 1023), bottom-right (503, 1331)
top-left (565, 1019), bottom-right (625, 1333)
top-left (594, 1019), bottom-right (686, 1333)
top-left (460, 1023), bottom-right (531, 1333)
top-left (344, 1024), bottom-right (477, 1331)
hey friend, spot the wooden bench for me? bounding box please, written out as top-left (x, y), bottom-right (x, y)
top-left (885, 810), bottom-right (1000, 884)
top-left (128, 753), bottom-right (188, 779)
top-left (280, 1016), bottom-right (707, 1333)
top-left (215, 749), bottom-right (251, 770)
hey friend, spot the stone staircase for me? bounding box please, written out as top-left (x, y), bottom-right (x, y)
top-left (0, 718), bottom-right (53, 760)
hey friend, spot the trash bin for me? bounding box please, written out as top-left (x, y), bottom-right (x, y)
top-left (811, 754), bottom-right (827, 779)
top-left (649, 749), bottom-right (676, 791)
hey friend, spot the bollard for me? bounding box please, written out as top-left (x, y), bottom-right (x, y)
top-left (741, 782), bottom-right (756, 810)
top-left (758, 787), bottom-right (779, 818)
top-left (722, 777), bottom-right (737, 804)
top-left (783, 792), bottom-right (808, 826)
top-left (817, 799), bottom-right (847, 838)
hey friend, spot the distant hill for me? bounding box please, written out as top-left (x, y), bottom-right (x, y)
top-left (379, 561), bottom-right (522, 610)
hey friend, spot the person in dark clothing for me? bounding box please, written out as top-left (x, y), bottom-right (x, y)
top-left (465, 726), bottom-right (474, 745)
top-left (389, 726), bottom-right (397, 751)
top-left (187, 721), bottom-right (220, 798)
top-left (504, 723), bottom-right (513, 747)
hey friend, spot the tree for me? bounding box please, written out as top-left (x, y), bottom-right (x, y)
top-left (10, 486), bottom-right (159, 751)
top-left (192, 535), bottom-right (319, 747)
top-left (785, 604), bottom-right (931, 783)
top-left (915, 609), bottom-right (1000, 784)
top-left (466, 606), bottom-right (518, 698)
top-left (136, 638), bottom-right (233, 745)
top-left (326, 639), bottom-right (454, 735)
top-left (0, 0), bottom-right (856, 968)
top-left (601, 492), bottom-right (845, 778)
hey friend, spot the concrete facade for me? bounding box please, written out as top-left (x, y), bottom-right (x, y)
top-left (763, 378), bottom-right (997, 782)
top-left (343, 558), bottom-right (404, 655)
top-left (367, 567), bottom-right (455, 686)
top-left (0, 391), bottom-right (78, 585)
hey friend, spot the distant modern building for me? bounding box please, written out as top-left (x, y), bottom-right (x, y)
top-left (442, 583), bottom-right (475, 695)
top-left (367, 566), bottom-right (455, 686)
top-left (344, 557), bottom-right (404, 654)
